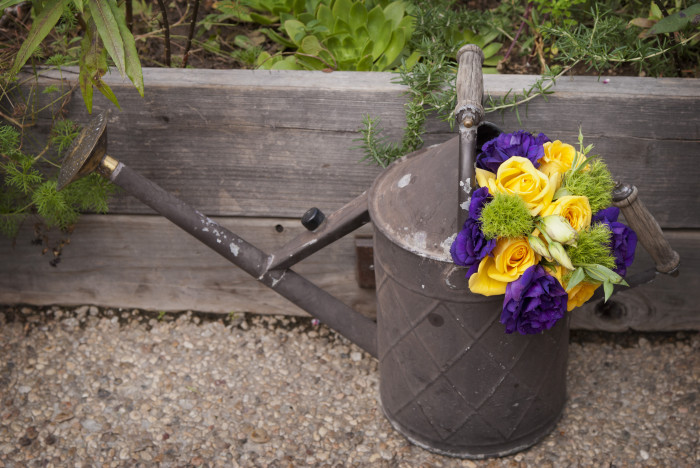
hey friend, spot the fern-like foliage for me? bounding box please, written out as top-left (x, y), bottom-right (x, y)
top-left (0, 117), bottom-right (115, 240)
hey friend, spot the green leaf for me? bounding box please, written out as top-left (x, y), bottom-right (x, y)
top-left (284, 19), bottom-right (306, 45)
top-left (249, 12), bottom-right (278, 25)
top-left (348, 1), bottom-right (367, 32)
top-left (356, 54), bottom-right (373, 71)
top-left (403, 50), bottom-right (421, 69)
top-left (332, 17), bottom-right (351, 34)
top-left (583, 264), bottom-right (623, 284)
top-left (603, 281), bottom-right (614, 302)
top-left (79, 67), bottom-right (94, 112)
top-left (0, 0), bottom-right (26, 9)
top-left (336, 35), bottom-right (358, 63)
top-left (271, 56), bottom-right (301, 70)
top-left (382, 1), bottom-right (404, 30)
top-left (366, 5), bottom-right (385, 42)
top-left (92, 78), bottom-right (121, 109)
top-left (78, 26), bottom-right (100, 112)
top-left (107, 0), bottom-right (144, 97)
top-left (316, 4), bottom-right (334, 30)
top-left (260, 28), bottom-right (296, 48)
top-left (377, 27), bottom-right (406, 69)
top-left (9, 0), bottom-right (65, 78)
top-left (566, 267), bottom-right (586, 292)
top-left (483, 55), bottom-right (502, 67)
top-left (87, 0), bottom-right (126, 76)
top-left (646, 4), bottom-right (700, 36)
top-left (300, 35), bottom-right (323, 56)
top-left (354, 26), bottom-right (370, 48)
top-left (331, 0), bottom-right (352, 24)
top-left (397, 15), bottom-right (414, 34)
top-left (482, 42), bottom-right (503, 59)
top-left (72, 0), bottom-right (84, 13)
top-left (255, 51), bottom-right (273, 69)
top-left (370, 20), bottom-right (392, 60)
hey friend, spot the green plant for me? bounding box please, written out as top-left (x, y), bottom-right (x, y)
top-left (256, 0), bottom-right (418, 71)
top-left (200, 0), bottom-right (312, 28)
top-left (0, 117), bottom-right (116, 239)
top-left (356, 1), bottom-right (506, 167)
top-left (2, 0), bottom-right (144, 112)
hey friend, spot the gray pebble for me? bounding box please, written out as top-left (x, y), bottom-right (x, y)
top-left (1, 305), bottom-right (697, 467)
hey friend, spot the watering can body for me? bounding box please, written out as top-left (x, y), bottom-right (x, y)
top-left (369, 135), bottom-right (568, 458)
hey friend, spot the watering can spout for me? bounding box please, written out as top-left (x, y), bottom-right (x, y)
top-left (57, 112), bottom-right (379, 357)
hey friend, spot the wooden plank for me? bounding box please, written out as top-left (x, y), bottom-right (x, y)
top-left (10, 68), bottom-right (699, 227)
top-left (572, 230), bottom-right (700, 332)
top-left (1, 214), bottom-right (698, 331)
top-left (0, 214), bottom-right (376, 318)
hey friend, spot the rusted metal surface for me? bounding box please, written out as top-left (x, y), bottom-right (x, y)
top-left (57, 112), bottom-right (109, 190)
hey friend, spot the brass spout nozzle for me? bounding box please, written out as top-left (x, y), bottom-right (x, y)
top-left (57, 112), bottom-right (119, 191)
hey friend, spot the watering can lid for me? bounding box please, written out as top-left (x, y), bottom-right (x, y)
top-left (368, 136), bottom-right (460, 263)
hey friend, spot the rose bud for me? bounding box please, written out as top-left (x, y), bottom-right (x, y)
top-left (541, 215), bottom-right (578, 246)
top-left (528, 235), bottom-right (553, 262)
top-left (548, 241), bottom-right (575, 270)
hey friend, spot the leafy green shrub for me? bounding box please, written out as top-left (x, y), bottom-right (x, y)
top-left (0, 120), bottom-right (116, 238)
top-left (256, 0), bottom-right (418, 71)
top-left (2, 0), bottom-right (144, 112)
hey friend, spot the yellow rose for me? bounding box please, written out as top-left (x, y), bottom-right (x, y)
top-left (542, 195), bottom-right (592, 232)
top-left (565, 281), bottom-right (600, 311)
top-left (538, 140), bottom-right (581, 178)
top-left (469, 237), bottom-right (540, 296)
top-left (481, 156), bottom-right (555, 216)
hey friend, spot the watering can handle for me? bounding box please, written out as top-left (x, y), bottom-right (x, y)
top-left (455, 45), bottom-right (485, 230)
top-left (612, 183), bottom-right (680, 275)
top-left (455, 45), bottom-right (485, 129)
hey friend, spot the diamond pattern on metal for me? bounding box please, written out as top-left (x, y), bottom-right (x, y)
top-left (376, 262), bottom-right (568, 457)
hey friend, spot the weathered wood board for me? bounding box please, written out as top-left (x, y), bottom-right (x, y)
top-left (2, 68), bottom-right (699, 330)
top-left (13, 68), bottom-right (700, 226)
top-left (0, 215), bottom-right (377, 318)
top-left (0, 215), bottom-right (696, 331)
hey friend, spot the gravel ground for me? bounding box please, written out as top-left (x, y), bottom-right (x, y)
top-left (0, 305), bottom-right (698, 468)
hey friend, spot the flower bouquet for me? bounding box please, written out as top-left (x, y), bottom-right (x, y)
top-left (451, 130), bottom-right (638, 335)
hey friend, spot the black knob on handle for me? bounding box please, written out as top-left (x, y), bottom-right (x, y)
top-left (301, 207), bottom-right (325, 231)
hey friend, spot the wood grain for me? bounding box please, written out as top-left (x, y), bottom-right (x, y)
top-left (3, 68), bottom-right (698, 330)
top-left (1, 215), bottom-right (697, 331)
top-left (11, 68), bottom-right (699, 227)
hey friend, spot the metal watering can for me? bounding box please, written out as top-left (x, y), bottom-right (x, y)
top-left (57, 46), bottom-right (679, 458)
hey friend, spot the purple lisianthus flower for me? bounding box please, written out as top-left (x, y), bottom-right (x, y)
top-left (592, 207), bottom-right (638, 277)
top-left (501, 265), bottom-right (568, 335)
top-left (591, 206), bottom-right (620, 224)
top-left (476, 130), bottom-right (550, 173)
top-left (451, 218), bottom-right (497, 278)
top-left (469, 186), bottom-right (492, 220)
